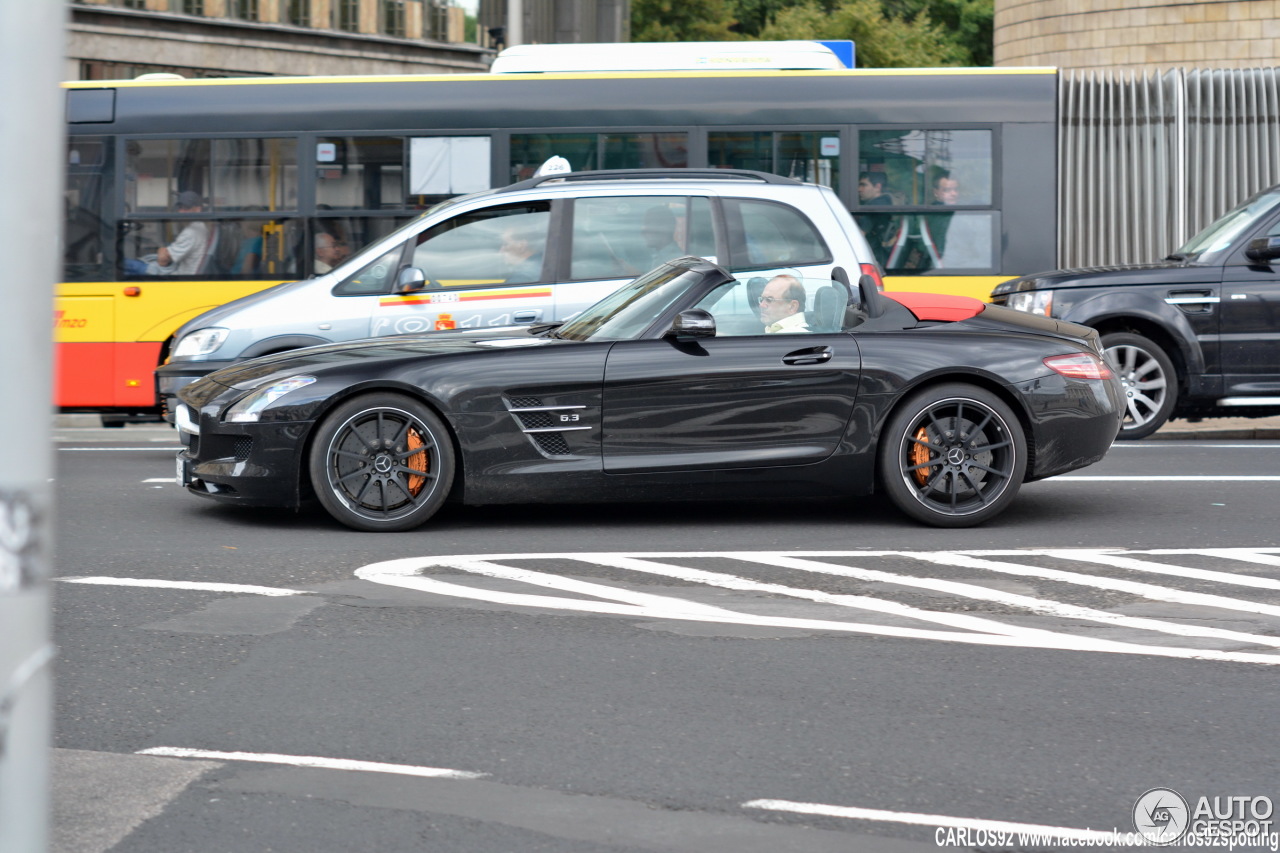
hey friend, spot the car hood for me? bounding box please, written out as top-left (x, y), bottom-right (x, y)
top-left (172, 278), bottom-right (310, 338)
top-left (994, 260), bottom-right (1216, 294)
top-left (179, 325), bottom-right (562, 407)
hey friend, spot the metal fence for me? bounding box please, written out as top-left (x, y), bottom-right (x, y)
top-left (1059, 67), bottom-right (1280, 269)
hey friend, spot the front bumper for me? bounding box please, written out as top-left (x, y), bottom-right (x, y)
top-left (177, 418), bottom-right (314, 507)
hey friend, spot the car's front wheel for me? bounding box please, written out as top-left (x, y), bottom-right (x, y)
top-left (308, 393), bottom-right (454, 531)
top-left (1101, 332), bottom-right (1177, 440)
top-left (878, 384), bottom-right (1027, 528)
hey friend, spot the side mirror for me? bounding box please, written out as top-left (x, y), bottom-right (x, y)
top-left (666, 309), bottom-right (716, 340)
top-left (396, 267), bottom-right (428, 293)
top-left (1245, 236), bottom-right (1280, 262)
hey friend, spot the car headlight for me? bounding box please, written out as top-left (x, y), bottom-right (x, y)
top-left (225, 375), bottom-right (316, 423)
top-left (173, 327), bottom-right (229, 358)
top-left (1006, 290), bottom-right (1054, 317)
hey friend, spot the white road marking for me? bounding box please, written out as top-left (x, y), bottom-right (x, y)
top-left (731, 553), bottom-right (1280, 648)
top-left (1040, 549), bottom-right (1280, 591)
top-left (355, 553), bottom-right (1280, 665)
top-left (142, 478), bottom-right (173, 483)
top-left (913, 552), bottom-right (1280, 619)
top-left (1055, 475), bottom-right (1280, 481)
top-left (742, 799), bottom-right (1122, 843)
top-left (57, 447), bottom-right (182, 451)
top-left (1112, 443), bottom-right (1280, 449)
top-left (59, 576), bottom-right (307, 597)
top-left (137, 747), bottom-right (484, 780)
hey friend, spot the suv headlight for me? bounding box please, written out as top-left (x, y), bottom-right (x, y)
top-left (225, 375), bottom-right (316, 423)
top-left (1006, 290), bottom-right (1054, 317)
top-left (173, 327), bottom-right (229, 358)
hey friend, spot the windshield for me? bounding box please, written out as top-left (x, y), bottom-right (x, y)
top-left (1175, 187), bottom-right (1280, 259)
top-left (555, 264), bottom-right (704, 342)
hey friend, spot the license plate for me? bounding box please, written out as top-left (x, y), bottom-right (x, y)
top-left (175, 452), bottom-right (187, 487)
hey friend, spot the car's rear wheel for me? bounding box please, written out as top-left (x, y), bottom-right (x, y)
top-left (879, 384), bottom-right (1027, 528)
top-left (1101, 332), bottom-right (1177, 440)
top-left (308, 393), bottom-right (454, 531)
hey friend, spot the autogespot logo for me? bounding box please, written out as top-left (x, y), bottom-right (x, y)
top-left (1134, 787), bottom-right (1190, 844)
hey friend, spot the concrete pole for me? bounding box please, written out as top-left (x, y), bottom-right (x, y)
top-left (0, 3), bottom-right (66, 852)
top-left (508, 0), bottom-right (523, 47)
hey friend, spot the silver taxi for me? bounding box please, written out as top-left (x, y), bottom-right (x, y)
top-left (156, 169), bottom-right (882, 415)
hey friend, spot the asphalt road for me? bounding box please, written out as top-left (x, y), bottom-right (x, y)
top-left (47, 421), bottom-right (1280, 852)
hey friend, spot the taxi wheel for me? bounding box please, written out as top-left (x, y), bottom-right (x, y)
top-left (1102, 332), bottom-right (1177, 440)
top-left (308, 393), bottom-right (454, 532)
top-left (879, 383), bottom-right (1027, 528)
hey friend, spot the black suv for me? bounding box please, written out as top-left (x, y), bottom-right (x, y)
top-left (992, 185), bottom-right (1280, 438)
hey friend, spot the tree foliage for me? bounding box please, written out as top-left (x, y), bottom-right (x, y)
top-left (759, 0), bottom-right (967, 67)
top-left (630, 0), bottom-right (738, 42)
top-left (628, 0), bottom-right (993, 68)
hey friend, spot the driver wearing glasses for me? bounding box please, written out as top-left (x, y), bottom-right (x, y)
top-left (758, 274), bottom-right (810, 334)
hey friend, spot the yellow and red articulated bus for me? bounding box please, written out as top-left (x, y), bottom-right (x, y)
top-left (61, 67), bottom-right (1057, 422)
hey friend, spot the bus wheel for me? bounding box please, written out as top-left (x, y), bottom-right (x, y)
top-left (1102, 332), bottom-right (1177, 440)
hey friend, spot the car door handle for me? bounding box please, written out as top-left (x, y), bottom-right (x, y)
top-left (513, 309), bottom-right (541, 323)
top-left (782, 346), bottom-right (833, 365)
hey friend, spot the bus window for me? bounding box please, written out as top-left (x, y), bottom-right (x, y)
top-left (65, 137), bottom-right (111, 282)
top-left (779, 131), bottom-right (839, 192)
top-left (858, 128), bottom-right (996, 273)
top-left (709, 131), bottom-right (773, 174)
top-left (602, 132), bottom-right (687, 170)
top-left (119, 217), bottom-right (302, 278)
top-left (126, 137), bottom-right (298, 212)
top-left (709, 130), bottom-right (839, 190)
top-left (511, 133), bottom-right (598, 181)
top-left (859, 129), bottom-right (992, 206)
top-left (311, 216), bottom-right (416, 277)
top-left (212, 138), bottom-right (298, 210)
top-left (407, 136), bottom-right (491, 207)
top-left (317, 137), bottom-right (405, 209)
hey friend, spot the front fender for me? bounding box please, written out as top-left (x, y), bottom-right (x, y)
top-left (1058, 289), bottom-right (1209, 376)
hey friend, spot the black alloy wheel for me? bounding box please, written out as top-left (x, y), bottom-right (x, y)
top-left (879, 383), bottom-right (1027, 528)
top-left (1101, 332), bottom-right (1177, 440)
top-left (308, 393), bottom-right (455, 531)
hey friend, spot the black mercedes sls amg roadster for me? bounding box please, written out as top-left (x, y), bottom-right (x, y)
top-left (175, 257), bottom-right (1123, 530)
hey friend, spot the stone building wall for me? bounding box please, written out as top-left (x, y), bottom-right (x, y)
top-left (995, 0), bottom-right (1280, 71)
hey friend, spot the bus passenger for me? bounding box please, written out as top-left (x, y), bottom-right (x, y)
top-left (125, 190), bottom-right (215, 275)
top-left (314, 231), bottom-right (350, 274)
top-left (759, 274), bottom-right (809, 334)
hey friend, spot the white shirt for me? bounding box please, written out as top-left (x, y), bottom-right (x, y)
top-left (765, 311), bottom-right (809, 334)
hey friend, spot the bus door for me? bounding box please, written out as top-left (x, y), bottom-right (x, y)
top-left (370, 201), bottom-right (555, 335)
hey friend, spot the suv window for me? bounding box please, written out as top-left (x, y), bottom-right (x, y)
top-left (569, 196), bottom-right (715, 281)
top-left (723, 198), bottom-right (831, 272)
top-left (412, 202), bottom-right (551, 285)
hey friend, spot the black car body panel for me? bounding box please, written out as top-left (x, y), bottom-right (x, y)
top-left (177, 258), bottom-right (1123, 528)
top-left (992, 184), bottom-right (1280, 427)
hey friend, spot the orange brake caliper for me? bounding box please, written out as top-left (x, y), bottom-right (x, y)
top-left (405, 429), bottom-right (429, 495)
top-left (910, 427), bottom-right (933, 486)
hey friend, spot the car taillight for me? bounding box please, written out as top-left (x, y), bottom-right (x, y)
top-left (859, 262), bottom-right (885, 291)
top-left (1044, 353), bottom-right (1113, 380)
